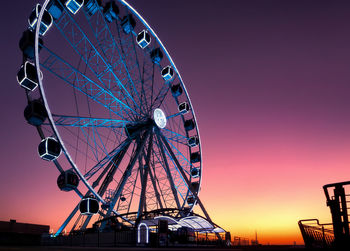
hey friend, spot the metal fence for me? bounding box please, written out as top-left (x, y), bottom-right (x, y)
top-left (299, 219), bottom-right (334, 248)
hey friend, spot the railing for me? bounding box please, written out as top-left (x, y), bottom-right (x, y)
top-left (298, 219), bottom-right (334, 248)
top-left (299, 181), bottom-right (350, 248)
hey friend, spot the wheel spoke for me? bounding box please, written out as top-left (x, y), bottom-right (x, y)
top-left (161, 133), bottom-right (192, 175)
top-left (102, 128), bottom-right (151, 229)
top-left (150, 80), bottom-right (172, 112)
top-left (83, 7), bottom-right (143, 115)
top-left (155, 133), bottom-right (182, 210)
top-left (50, 114), bottom-right (131, 128)
top-left (80, 127), bottom-right (100, 161)
top-left (52, 3), bottom-right (141, 116)
top-left (159, 132), bottom-right (214, 223)
top-left (161, 128), bottom-right (189, 145)
top-left (137, 130), bottom-right (153, 220)
top-left (40, 45), bottom-right (135, 119)
top-left (84, 138), bottom-right (132, 180)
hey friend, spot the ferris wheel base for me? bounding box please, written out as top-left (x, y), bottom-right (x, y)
top-left (48, 207), bottom-right (227, 247)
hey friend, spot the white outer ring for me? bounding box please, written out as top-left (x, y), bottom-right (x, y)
top-left (35, 0), bottom-right (203, 210)
top-left (35, 0), bottom-right (106, 203)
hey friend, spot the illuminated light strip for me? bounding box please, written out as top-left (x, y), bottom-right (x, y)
top-left (137, 223), bottom-right (149, 244)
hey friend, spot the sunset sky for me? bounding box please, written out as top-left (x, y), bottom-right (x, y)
top-left (1, 0), bottom-right (350, 245)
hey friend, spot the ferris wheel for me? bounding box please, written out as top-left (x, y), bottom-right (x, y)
top-left (17, 0), bottom-right (213, 235)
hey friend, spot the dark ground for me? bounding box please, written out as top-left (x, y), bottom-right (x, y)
top-left (0, 245), bottom-right (310, 251)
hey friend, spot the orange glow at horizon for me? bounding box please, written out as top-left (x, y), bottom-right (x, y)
top-left (3, 0), bottom-right (350, 246)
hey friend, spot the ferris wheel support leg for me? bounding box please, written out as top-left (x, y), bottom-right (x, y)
top-left (147, 157), bottom-right (164, 210)
top-left (70, 213), bottom-right (82, 233)
top-left (54, 204), bottom-right (80, 237)
top-left (81, 141), bottom-right (132, 230)
top-left (55, 140), bottom-right (132, 234)
top-left (159, 132), bottom-right (222, 241)
top-left (97, 141), bottom-right (132, 196)
top-left (148, 155), bottom-right (168, 208)
top-left (42, 136), bottom-right (133, 234)
top-left (123, 166), bottom-right (140, 215)
top-left (136, 130), bottom-right (154, 223)
top-left (155, 133), bottom-right (182, 211)
top-left (54, 188), bottom-right (90, 236)
top-left (141, 148), bottom-right (165, 210)
top-left (101, 129), bottom-right (151, 230)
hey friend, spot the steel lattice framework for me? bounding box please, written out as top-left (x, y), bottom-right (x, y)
top-left (17, 0), bottom-right (216, 237)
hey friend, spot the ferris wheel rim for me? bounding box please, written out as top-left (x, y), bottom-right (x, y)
top-left (34, 0), bottom-right (107, 204)
top-left (32, 0), bottom-right (203, 220)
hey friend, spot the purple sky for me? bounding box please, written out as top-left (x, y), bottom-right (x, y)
top-left (1, 0), bottom-right (350, 244)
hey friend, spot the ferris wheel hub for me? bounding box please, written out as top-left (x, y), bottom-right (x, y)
top-left (153, 108), bottom-right (167, 129)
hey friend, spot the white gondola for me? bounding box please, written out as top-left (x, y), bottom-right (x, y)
top-left (57, 170), bottom-right (79, 191)
top-left (190, 152), bottom-right (201, 163)
top-left (28, 4), bottom-right (53, 36)
top-left (65, 0), bottom-right (84, 14)
top-left (136, 30), bottom-right (151, 49)
top-left (38, 137), bottom-right (61, 161)
top-left (188, 136), bottom-right (199, 147)
top-left (161, 66), bottom-right (174, 81)
top-left (16, 61), bottom-right (42, 91)
top-left (24, 100), bottom-right (47, 126)
top-left (103, 1), bottom-right (119, 22)
top-left (79, 196), bottom-right (99, 215)
top-left (190, 167), bottom-right (199, 178)
top-left (178, 102), bottom-right (190, 114)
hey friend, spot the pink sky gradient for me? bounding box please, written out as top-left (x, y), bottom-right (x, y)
top-left (1, 0), bottom-right (350, 245)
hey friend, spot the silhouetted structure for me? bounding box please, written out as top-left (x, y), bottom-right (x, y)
top-left (299, 219), bottom-right (334, 248)
top-left (16, 1), bottom-right (226, 247)
top-left (324, 181), bottom-right (350, 247)
top-left (0, 219), bottom-right (49, 245)
top-left (232, 236), bottom-right (249, 246)
top-left (251, 230), bottom-right (260, 246)
top-left (42, 208), bottom-right (227, 247)
top-left (299, 181), bottom-right (350, 249)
